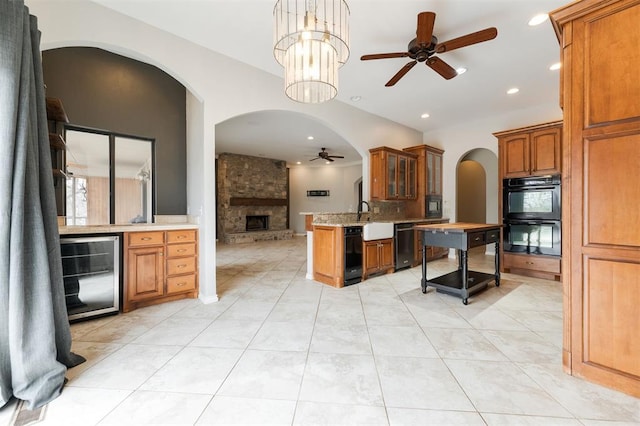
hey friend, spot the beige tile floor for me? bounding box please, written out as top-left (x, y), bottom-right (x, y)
top-left (2, 236), bottom-right (639, 425)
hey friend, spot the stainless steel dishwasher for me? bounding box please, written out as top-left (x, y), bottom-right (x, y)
top-left (394, 223), bottom-right (414, 271)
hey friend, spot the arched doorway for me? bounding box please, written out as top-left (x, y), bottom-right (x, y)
top-left (456, 148), bottom-right (499, 254)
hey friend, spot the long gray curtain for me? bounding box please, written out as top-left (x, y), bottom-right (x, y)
top-left (0, 1), bottom-right (85, 410)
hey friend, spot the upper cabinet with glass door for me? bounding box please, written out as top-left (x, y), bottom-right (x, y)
top-left (426, 146), bottom-right (444, 196)
top-left (65, 127), bottom-right (154, 226)
top-left (369, 146), bottom-right (417, 200)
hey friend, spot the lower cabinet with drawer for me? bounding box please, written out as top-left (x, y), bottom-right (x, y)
top-left (503, 252), bottom-right (561, 281)
top-left (123, 228), bottom-right (198, 312)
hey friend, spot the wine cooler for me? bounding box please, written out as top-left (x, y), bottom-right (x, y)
top-left (60, 236), bottom-right (120, 321)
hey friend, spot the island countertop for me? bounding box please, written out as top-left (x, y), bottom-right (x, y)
top-left (59, 223), bottom-right (199, 235)
top-left (314, 218), bottom-right (449, 227)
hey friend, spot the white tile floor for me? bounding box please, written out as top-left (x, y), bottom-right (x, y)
top-left (2, 236), bottom-right (639, 425)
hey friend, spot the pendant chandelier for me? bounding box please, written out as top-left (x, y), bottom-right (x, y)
top-left (274, 0), bottom-right (350, 103)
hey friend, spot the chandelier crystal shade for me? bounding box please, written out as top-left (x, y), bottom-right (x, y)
top-left (274, 0), bottom-right (350, 103)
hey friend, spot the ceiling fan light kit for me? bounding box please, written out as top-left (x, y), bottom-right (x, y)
top-left (361, 11), bottom-right (497, 86)
top-left (274, 0), bottom-right (350, 104)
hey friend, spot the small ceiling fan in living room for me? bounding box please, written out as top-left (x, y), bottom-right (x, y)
top-left (361, 11), bottom-right (498, 86)
top-left (310, 147), bottom-right (344, 162)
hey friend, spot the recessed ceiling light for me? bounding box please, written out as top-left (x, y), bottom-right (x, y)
top-left (325, 161), bottom-right (331, 165)
top-left (296, 161), bottom-right (301, 165)
top-left (549, 62), bottom-right (561, 71)
top-left (350, 95), bottom-right (362, 102)
top-left (456, 67), bottom-right (467, 75)
top-left (528, 13), bottom-right (549, 26)
top-left (421, 113), bottom-right (430, 119)
top-left (307, 136), bottom-right (314, 140)
top-left (507, 87), bottom-right (520, 95)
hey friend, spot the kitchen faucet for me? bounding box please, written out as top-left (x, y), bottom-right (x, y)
top-left (357, 201), bottom-right (370, 222)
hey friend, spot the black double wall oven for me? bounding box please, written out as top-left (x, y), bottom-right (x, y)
top-left (503, 175), bottom-right (561, 257)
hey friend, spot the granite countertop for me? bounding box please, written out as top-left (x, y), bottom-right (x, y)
top-left (59, 222), bottom-right (199, 235)
top-left (314, 218), bottom-right (449, 227)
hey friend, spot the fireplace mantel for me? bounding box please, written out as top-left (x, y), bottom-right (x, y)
top-left (230, 197), bottom-right (287, 206)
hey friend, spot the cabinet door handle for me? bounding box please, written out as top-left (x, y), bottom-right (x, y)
top-left (474, 237), bottom-right (481, 241)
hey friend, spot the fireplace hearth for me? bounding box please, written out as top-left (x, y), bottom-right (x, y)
top-left (246, 215), bottom-right (269, 232)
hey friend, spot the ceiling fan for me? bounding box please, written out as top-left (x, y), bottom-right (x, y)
top-left (310, 148), bottom-right (344, 162)
top-left (361, 11), bottom-right (498, 86)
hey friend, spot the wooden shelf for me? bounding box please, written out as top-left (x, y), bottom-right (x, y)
top-left (46, 97), bottom-right (69, 123)
top-left (49, 133), bottom-right (66, 150)
top-left (53, 169), bottom-right (68, 179)
top-left (229, 197), bottom-right (287, 206)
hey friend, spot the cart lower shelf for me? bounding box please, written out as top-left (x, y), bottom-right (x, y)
top-left (422, 270), bottom-right (498, 304)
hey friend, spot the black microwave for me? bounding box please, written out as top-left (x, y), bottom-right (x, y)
top-left (426, 194), bottom-right (442, 218)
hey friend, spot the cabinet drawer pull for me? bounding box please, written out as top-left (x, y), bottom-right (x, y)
top-left (177, 249), bottom-right (187, 253)
top-left (176, 282), bottom-right (187, 287)
top-left (474, 237), bottom-right (481, 241)
top-left (141, 237), bottom-right (152, 241)
top-left (177, 235), bottom-right (186, 239)
top-left (177, 264), bottom-right (187, 268)
top-left (526, 261), bottom-right (534, 265)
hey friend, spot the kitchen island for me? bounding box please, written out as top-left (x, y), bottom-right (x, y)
top-left (415, 222), bottom-right (501, 305)
top-left (307, 214), bottom-right (449, 288)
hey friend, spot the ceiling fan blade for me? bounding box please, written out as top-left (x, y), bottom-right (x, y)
top-left (361, 52), bottom-right (410, 61)
top-left (426, 57), bottom-right (458, 80)
top-left (416, 11), bottom-right (436, 46)
top-left (327, 157), bottom-right (335, 162)
top-left (435, 27), bottom-right (497, 54)
top-left (328, 155), bottom-right (345, 159)
top-left (385, 61), bottom-right (417, 87)
top-left (310, 157), bottom-right (320, 161)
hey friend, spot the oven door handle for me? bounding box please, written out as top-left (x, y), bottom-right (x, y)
top-left (507, 220), bottom-right (558, 226)
top-left (506, 185), bottom-right (557, 191)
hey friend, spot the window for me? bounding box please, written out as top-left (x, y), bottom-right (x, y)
top-left (65, 127), bottom-right (154, 225)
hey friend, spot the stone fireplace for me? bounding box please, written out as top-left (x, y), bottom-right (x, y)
top-left (246, 215), bottom-right (269, 232)
top-left (217, 153), bottom-right (293, 243)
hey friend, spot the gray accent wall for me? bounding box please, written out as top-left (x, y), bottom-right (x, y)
top-left (42, 47), bottom-right (187, 215)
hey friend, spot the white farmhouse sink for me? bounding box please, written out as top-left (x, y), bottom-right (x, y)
top-left (362, 222), bottom-right (394, 241)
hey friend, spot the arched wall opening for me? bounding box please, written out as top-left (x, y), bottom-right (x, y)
top-left (455, 148), bottom-right (499, 254)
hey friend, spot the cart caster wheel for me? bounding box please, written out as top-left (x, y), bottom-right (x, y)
top-left (463, 298), bottom-right (468, 305)
top-left (422, 288), bottom-right (427, 294)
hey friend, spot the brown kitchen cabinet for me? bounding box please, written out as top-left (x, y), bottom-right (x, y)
top-left (551, 0), bottom-right (640, 398)
top-left (370, 147), bottom-right (417, 200)
top-left (495, 121), bottom-right (563, 282)
top-left (403, 144), bottom-right (444, 218)
top-left (426, 146), bottom-right (443, 196)
top-left (495, 121), bottom-right (562, 179)
top-left (312, 225), bottom-right (345, 288)
top-left (123, 228), bottom-right (199, 312)
top-left (503, 252), bottom-right (561, 281)
top-left (363, 238), bottom-right (394, 279)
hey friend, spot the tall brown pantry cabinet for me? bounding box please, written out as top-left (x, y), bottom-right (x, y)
top-left (551, 0), bottom-right (640, 398)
